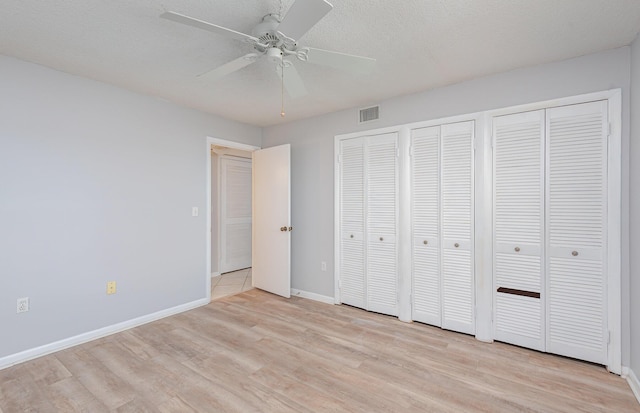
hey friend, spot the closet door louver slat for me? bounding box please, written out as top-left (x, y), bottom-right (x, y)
top-left (492, 110), bottom-right (545, 351)
top-left (411, 126), bottom-right (441, 326)
top-left (440, 121), bottom-right (475, 334)
top-left (546, 101), bottom-right (608, 365)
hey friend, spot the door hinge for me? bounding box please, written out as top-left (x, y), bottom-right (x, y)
top-left (338, 154), bottom-right (343, 163)
top-left (409, 145), bottom-right (414, 157)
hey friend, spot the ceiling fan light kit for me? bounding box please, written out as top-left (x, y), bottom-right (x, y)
top-left (161, 0), bottom-right (375, 115)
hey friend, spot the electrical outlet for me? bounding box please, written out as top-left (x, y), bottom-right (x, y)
top-left (321, 261), bottom-right (327, 271)
top-left (107, 281), bottom-right (117, 295)
top-left (17, 297), bottom-right (29, 313)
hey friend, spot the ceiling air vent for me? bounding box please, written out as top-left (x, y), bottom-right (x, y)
top-left (359, 105), bottom-right (380, 123)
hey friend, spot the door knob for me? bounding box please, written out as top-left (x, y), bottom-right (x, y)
top-left (288, 227), bottom-right (293, 232)
top-left (423, 240), bottom-right (428, 245)
top-left (379, 237), bottom-right (384, 241)
top-left (454, 243), bottom-right (459, 248)
top-left (515, 247), bottom-right (520, 252)
top-left (572, 251), bottom-right (578, 256)
top-left (350, 234), bottom-right (354, 238)
top-left (280, 226), bottom-right (287, 231)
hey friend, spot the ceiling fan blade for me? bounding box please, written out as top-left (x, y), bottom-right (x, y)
top-left (275, 62), bottom-right (308, 98)
top-left (277, 0), bottom-right (333, 41)
top-left (161, 11), bottom-right (260, 45)
top-left (305, 47), bottom-right (376, 75)
top-left (198, 53), bottom-right (260, 81)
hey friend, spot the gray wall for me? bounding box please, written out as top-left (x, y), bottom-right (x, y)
top-left (630, 35), bottom-right (640, 378)
top-left (0, 55), bottom-right (261, 359)
top-left (262, 46), bottom-right (632, 365)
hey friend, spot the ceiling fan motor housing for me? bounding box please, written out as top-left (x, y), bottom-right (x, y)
top-left (267, 47), bottom-right (283, 63)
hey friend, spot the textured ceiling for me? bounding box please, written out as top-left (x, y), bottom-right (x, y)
top-left (2, 1), bottom-right (640, 127)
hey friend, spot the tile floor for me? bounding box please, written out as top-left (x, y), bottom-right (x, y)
top-left (211, 267), bottom-right (253, 300)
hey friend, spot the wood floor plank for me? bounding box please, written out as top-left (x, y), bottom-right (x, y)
top-left (0, 289), bottom-right (638, 412)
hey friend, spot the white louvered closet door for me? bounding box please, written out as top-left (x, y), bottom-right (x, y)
top-left (220, 157), bottom-right (253, 273)
top-left (545, 101), bottom-right (608, 365)
top-left (411, 126), bottom-right (441, 326)
top-left (441, 121), bottom-right (475, 334)
top-left (339, 138), bottom-right (366, 309)
top-left (366, 133), bottom-right (399, 316)
top-left (493, 110), bottom-right (545, 351)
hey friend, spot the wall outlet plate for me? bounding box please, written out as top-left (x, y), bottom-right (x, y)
top-left (17, 297), bottom-right (29, 313)
top-left (107, 281), bottom-right (117, 295)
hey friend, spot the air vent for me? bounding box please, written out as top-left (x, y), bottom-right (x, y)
top-left (359, 105), bottom-right (380, 123)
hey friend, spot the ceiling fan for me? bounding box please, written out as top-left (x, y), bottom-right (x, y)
top-left (160, 0), bottom-right (375, 99)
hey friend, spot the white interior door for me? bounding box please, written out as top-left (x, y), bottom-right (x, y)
top-left (365, 133), bottom-right (399, 316)
top-left (493, 110), bottom-right (545, 351)
top-left (220, 157), bottom-right (252, 273)
top-left (252, 144), bottom-right (291, 298)
top-left (411, 126), bottom-right (441, 326)
top-left (339, 138), bottom-right (366, 309)
top-left (440, 121), bottom-right (475, 335)
top-left (545, 101), bottom-right (608, 365)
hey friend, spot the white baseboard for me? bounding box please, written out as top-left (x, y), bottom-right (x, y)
top-left (0, 298), bottom-right (209, 370)
top-left (211, 272), bottom-right (221, 278)
top-left (624, 367), bottom-right (640, 406)
top-left (291, 288), bottom-right (335, 305)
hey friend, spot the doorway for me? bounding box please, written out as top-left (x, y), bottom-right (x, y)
top-left (206, 137), bottom-right (260, 300)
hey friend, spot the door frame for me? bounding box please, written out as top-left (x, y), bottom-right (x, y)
top-left (206, 137), bottom-right (260, 302)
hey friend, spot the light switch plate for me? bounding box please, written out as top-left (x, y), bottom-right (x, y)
top-left (192, 207), bottom-right (199, 217)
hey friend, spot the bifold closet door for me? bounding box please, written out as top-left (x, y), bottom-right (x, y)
top-left (411, 126), bottom-right (441, 326)
top-left (493, 110), bottom-right (545, 351)
top-left (411, 121), bottom-right (475, 334)
top-left (338, 134), bottom-right (398, 316)
top-left (339, 138), bottom-right (366, 309)
top-left (545, 101), bottom-right (608, 365)
top-left (440, 122), bottom-right (475, 334)
top-left (366, 133), bottom-right (399, 316)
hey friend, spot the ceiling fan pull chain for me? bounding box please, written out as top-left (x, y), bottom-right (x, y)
top-left (281, 61), bottom-right (286, 117)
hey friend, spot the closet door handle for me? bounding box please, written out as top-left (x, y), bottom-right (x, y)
top-left (379, 237), bottom-right (384, 241)
top-left (280, 226), bottom-right (287, 232)
top-left (423, 240), bottom-right (428, 245)
top-left (350, 234), bottom-right (354, 239)
top-left (514, 247), bottom-right (520, 252)
top-left (454, 243), bottom-right (459, 248)
top-left (572, 251), bottom-right (578, 257)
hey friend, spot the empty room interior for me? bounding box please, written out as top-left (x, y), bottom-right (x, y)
top-left (3, 0), bottom-right (640, 411)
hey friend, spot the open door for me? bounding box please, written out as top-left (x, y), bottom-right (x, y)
top-left (252, 144), bottom-right (291, 298)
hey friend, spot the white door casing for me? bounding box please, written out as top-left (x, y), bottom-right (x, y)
top-left (220, 157), bottom-right (252, 273)
top-left (252, 144), bottom-right (291, 298)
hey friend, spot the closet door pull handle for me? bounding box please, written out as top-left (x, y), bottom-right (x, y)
top-left (572, 251), bottom-right (578, 256)
top-left (514, 247), bottom-right (520, 252)
top-left (379, 237), bottom-right (384, 241)
top-left (423, 240), bottom-right (428, 245)
top-left (454, 243), bottom-right (459, 248)
top-left (350, 234), bottom-right (354, 239)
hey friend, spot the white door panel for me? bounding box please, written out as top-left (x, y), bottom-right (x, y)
top-left (545, 101), bottom-right (608, 365)
top-left (492, 110), bottom-right (545, 351)
top-left (252, 144), bottom-right (291, 298)
top-left (220, 157), bottom-right (252, 273)
top-left (441, 121), bottom-right (475, 334)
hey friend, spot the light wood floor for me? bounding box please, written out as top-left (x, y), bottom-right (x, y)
top-left (1, 289), bottom-right (638, 412)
